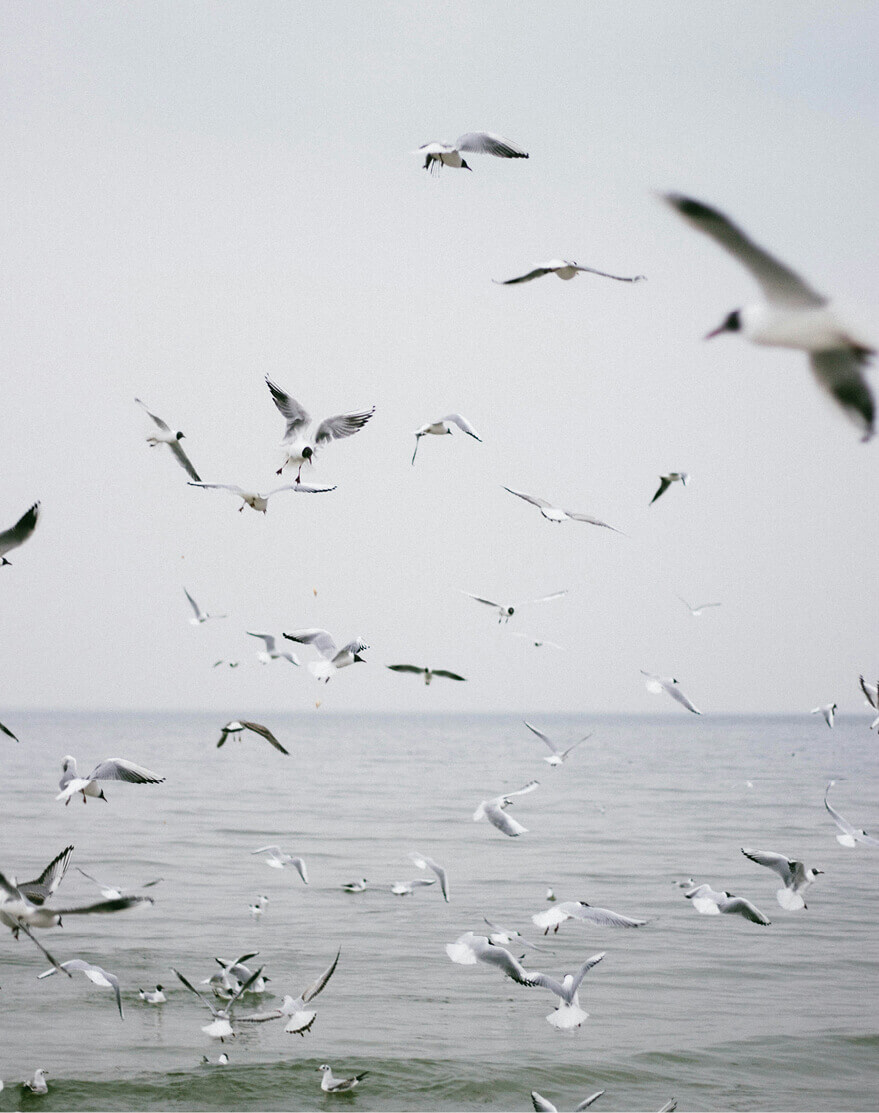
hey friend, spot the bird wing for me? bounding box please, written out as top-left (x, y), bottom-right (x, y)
top-left (564, 510), bottom-right (623, 532)
top-left (300, 946), bottom-right (341, 1003)
top-left (573, 263), bottom-right (646, 283)
top-left (174, 968), bottom-right (219, 1015)
top-left (283, 629), bottom-right (337, 659)
top-left (462, 592), bottom-right (504, 609)
top-left (559, 735), bottom-right (591, 760)
top-left (337, 638), bottom-right (368, 659)
top-left (574, 1092), bottom-right (607, 1111)
top-left (859, 675), bottom-right (879, 710)
top-left (0, 717), bottom-right (19, 742)
top-left (216, 727), bottom-right (231, 748)
top-left (531, 1093), bottom-right (558, 1113)
top-left (808, 350), bottom-right (875, 442)
top-left (167, 438), bottom-right (201, 482)
top-left (431, 670), bottom-right (466, 682)
top-left (314, 407), bottom-right (375, 443)
top-left (523, 720), bottom-right (559, 754)
top-left (411, 436), bottom-right (422, 466)
top-left (455, 132), bottom-right (528, 159)
top-left (183, 588), bottom-right (202, 619)
top-left (290, 858), bottom-right (309, 883)
top-left (251, 845), bottom-right (282, 855)
top-left (19, 846), bottom-right (74, 905)
top-left (265, 379), bottom-right (311, 440)
top-left (0, 502), bottom-right (40, 556)
top-left (409, 852), bottom-right (449, 901)
top-left (657, 1102), bottom-right (678, 1113)
top-left (247, 632), bottom-right (277, 651)
top-left (135, 398), bottom-right (170, 431)
top-left (387, 665), bottom-right (425, 675)
top-left (441, 414), bottom-right (481, 440)
top-left (504, 779), bottom-right (541, 801)
top-left (503, 486), bottom-right (551, 509)
top-left (566, 952), bottom-right (607, 994)
top-left (741, 847), bottom-right (794, 886)
top-left (524, 590), bottom-right (568, 605)
top-left (87, 759), bottom-right (165, 784)
top-left (477, 943), bottom-right (536, 984)
top-left (497, 267), bottom-right (555, 285)
top-left (239, 721), bottom-right (289, 755)
top-left (236, 1008), bottom-right (284, 1024)
top-left (531, 904), bottom-right (570, 929)
top-left (267, 483), bottom-right (336, 495)
top-left (718, 895), bottom-right (771, 924)
top-left (187, 483), bottom-right (247, 497)
top-left (484, 803), bottom-right (528, 837)
top-left (224, 965), bottom-right (266, 1015)
top-left (651, 477), bottom-right (672, 504)
top-left (663, 194), bottom-right (826, 309)
top-left (570, 905), bottom-right (647, 927)
top-left (663, 682), bottom-right (702, 714)
top-left (53, 895), bottom-right (153, 916)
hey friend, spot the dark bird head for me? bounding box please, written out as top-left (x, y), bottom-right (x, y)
top-left (175, 431), bottom-right (186, 440)
top-left (705, 309), bottom-right (741, 339)
top-left (0, 558), bottom-right (9, 566)
top-left (506, 606), bottom-right (515, 616)
top-left (301, 446), bottom-right (313, 460)
top-left (812, 868), bottom-right (824, 876)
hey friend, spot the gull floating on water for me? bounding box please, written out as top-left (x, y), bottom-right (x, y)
top-left (685, 883), bottom-right (771, 924)
top-left (251, 846), bottom-right (308, 882)
top-left (38, 958), bottom-right (125, 1019)
top-left (57, 756), bottom-right (165, 805)
top-left (530, 952), bottom-right (606, 1029)
top-left (239, 947), bottom-right (340, 1035)
top-left (531, 1089), bottom-right (605, 1112)
top-left (387, 664), bottom-right (466, 685)
top-left (21, 1069), bottom-right (49, 1095)
top-left (532, 901), bottom-right (647, 934)
top-left (174, 964), bottom-right (265, 1040)
top-left (246, 632), bottom-right (299, 667)
top-left (677, 596), bottom-right (720, 617)
top-left (74, 867), bottom-right (162, 900)
top-left (318, 1064), bottom-right (370, 1093)
top-left (641, 672), bottom-right (702, 714)
top-left (824, 781), bottom-right (879, 847)
top-left (741, 847), bottom-right (823, 910)
top-left (135, 397), bottom-right (201, 481)
top-left (265, 378), bottom-right (375, 480)
top-left (183, 587), bottom-right (226, 625)
top-left (411, 414), bottom-right (481, 465)
top-left (188, 481), bottom-right (336, 512)
top-left (664, 193), bottom-right (875, 440)
top-left (202, 1053), bottom-right (229, 1065)
top-left (217, 720), bottom-right (289, 755)
top-left (474, 780), bottom-right (540, 837)
top-left (283, 629), bottom-right (368, 682)
top-left (810, 703), bottom-right (837, 729)
top-left (523, 721), bottom-right (591, 766)
top-left (408, 852), bottom-right (449, 902)
top-left (504, 487), bottom-right (623, 531)
top-left (139, 985), bottom-right (166, 1004)
top-left (342, 879), bottom-right (368, 893)
top-left (650, 472), bottom-right (689, 505)
top-left (249, 895), bottom-right (269, 916)
top-left (497, 258), bottom-right (644, 285)
top-left (416, 131), bottom-right (528, 174)
top-left (462, 589), bottom-right (567, 624)
top-left (0, 502), bottom-right (40, 566)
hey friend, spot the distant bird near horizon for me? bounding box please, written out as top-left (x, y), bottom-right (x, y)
top-left (510, 633), bottom-right (564, 650)
top-left (188, 481), bottom-right (336, 512)
top-left (0, 502), bottom-right (40, 566)
top-left (387, 664), bottom-right (466, 685)
top-left (676, 596), bottom-right (721, 616)
top-left (685, 883), bottom-right (771, 924)
top-left (416, 131), bottom-right (528, 173)
top-left (411, 414), bottom-right (482, 465)
top-left (408, 851), bottom-right (449, 902)
top-left (664, 193), bottom-right (875, 440)
top-left (246, 632), bottom-right (299, 667)
top-left (532, 901), bottom-right (647, 934)
top-left (38, 958), bottom-right (125, 1019)
top-left (650, 472), bottom-right (689, 505)
top-left (811, 702), bottom-right (837, 729)
top-left (824, 781), bottom-right (879, 847)
top-left (474, 780), bottom-right (540, 837)
top-left (531, 1089), bottom-right (606, 1112)
top-left (183, 588), bottom-right (226, 625)
top-left (503, 487), bottom-right (623, 531)
top-left (462, 588), bottom-right (567, 624)
top-left (57, 756), bottom-right (165, 805)
top-left (217, 720), bottom-right (288, 755)
top-left (741, 847), bottom-right (823, 910)
top-left (641, 671), bottom-right (702, 714)
top-left (250, 847), bottom-right (308, 882)
top-left (496, 258), bottom-right (645, 285)
top-left (135, 398), bottom-right (201, 481)
top-left (523, 721), bottom-right (591, 766)
top-left (265, 378), bottom-right (375, 480)
top-left (283, 629), bottom-right (368, 681)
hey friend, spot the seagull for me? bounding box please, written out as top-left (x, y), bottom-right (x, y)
top-left (858, 675), bottom-right (879, 729)
top-left (38, 958), bottom-right (125, 1019)
top-left (532, 901), bottom-right (647, 934)
top-left (248, 895), bottom-right (269, 916)
top-left (317, 1064), bottom-right (370, 1093)
top-left (677, 596), bottom-right (721, 616)
top-left (217, 720), bottom-right (289, 755)
top-left (74, 868), bottom-right (163, 900)
top-left (663, 193), bottom-right (875, 440)
top-left (265, 378), bottom-right (375, 480)
top-left (531, 1090), bottom-right (605, 1112)
top-left (545, 888), bottom-right (557, 902)
top-left (641, 671), bottom-right (702, 714)
top-left (811, 703), bottom-right (837, 729)
top-left (342, 879), bottom-right (368, 893)
top-left (387, 665), bottom-right (466, 685)
top-left (658, 1102), bottom-right (678, 1113)
top-left (462, 589), bottom-right (567, 624)
top-left (510, 633), bottom-right (564, 650)
top-left (390, 878), bottom-right (436, 896)
top-left (57, 756), bottom-right (165, 805)
top-left (239, 948), bottom-right (340, 1035)
top-left (21, 1069), bottom-right (49, 1095)
top-left (741, 847), bottom-right (823, 910)
top-left (673, 877), bottom-right (696, 889)
top-left (246, 632), bottom-right (299, 667)
top-left (445, 932), bottom-right (539, 986)
top-left (202, 1053), bottom-right (229, 1065)
top-left (0, 502), bottom-right (40, 566)
top-left (411, 414), bottom-right (482, 465)
top-left (824, 781), bottom-right (879, 847)
top-left (187, 481), bottom-right (336, 512)
top-left (282, 629), bottom-right (368, 681)
top-left (183, 587), bottom-right (226, 625)
top-left (523, 721), bottom-right (591, 766)
top-left (212, 660), bottom-right (240, 669)
top-left (416, 131), bottom-right (528, 173)
top-left (173, 964), bottom-right (265, 1040)
top-left (408, 852), bottom-right (449, 901)
top-left (213, 954), bottom-right (269, 995)
top-left (474, 780), bottom-right (540, 837)
top-left (135, 397), bottom-right (201, 480)
top-left (685, 883), bottom-right (771, 924)
top-left (251, 846), bottom-right (308, 883)
top-left (651, 472), bottom-right (689, 505)
top-left (17, 846), bottom-right (74, 906)
top-left (482, 917), bottom-right (545, 951)
top-left (530, 952), bottom-right (606, 1029)
top-left (139, 985), bottom-right (166, 1004)
top-left (497, 259), bottom-right (645, 285)
top-left (504, 487), bottom-right (623, 531)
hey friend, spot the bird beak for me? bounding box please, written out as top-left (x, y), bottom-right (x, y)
top-left (704, 323), bottom-right (727, 340)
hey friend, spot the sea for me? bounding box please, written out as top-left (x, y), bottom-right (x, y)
top-left (1, 711), bottom-right (877, 1112)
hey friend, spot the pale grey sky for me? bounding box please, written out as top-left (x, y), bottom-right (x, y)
top-left (2, 1), bottom-right (877, 714)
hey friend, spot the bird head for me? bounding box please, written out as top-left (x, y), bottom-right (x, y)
top-left (175, 431), bottom-right (186, 440)
top-left (506, 607), bottom-right (515, 616)
top-left (302, 446), bottom-right (313, 460)
top-left (705, 309), bottom-right (741, 339)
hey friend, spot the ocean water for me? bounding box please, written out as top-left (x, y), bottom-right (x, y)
top-left (1, 711), bottom-right (877, 1112)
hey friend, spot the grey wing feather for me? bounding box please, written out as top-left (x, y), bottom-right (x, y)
top-left (387, 665), bottom-right (425, 675)
top-left (183, 588), bottom-right (201, 618)
top-left (741, 847), bottom-right (794, 885)
top-left (168, 439), bottom-right (201, 482)
top-left (808, 350), bottom-right (875, 441)
top-left (498, 268), bottom-right (554, 285)
top-left (239, 721), bottom-right (289, 755)
top-left (572, 905), bottom-right (646, 927)
top-left (484, 803), bottom-right (527, 836)
top-left (441, 414), bottom-right (481, 440)
top-left (88, 759), bottom-right (165, 784)
top-left (565, 511), bottom-right (622, 532)
top-left (135, 398), bottom-right (170, 431)
top-left (573, 264), bottom-right (645, 283)
top-left (859, 675), bottom-right (878, 710)
top-left (174, 968), bottom-right (219, 1014)
top-left (265, 379), bottom-right (311, 439)
top-left (54, 895), bottom-right (153, 916)
top-left (301, 947), bottom-right (341, 1003)
top-left (531, 1093), bottom-right (558, 1112)
top-left (720, 896), bottom-right (771, 924)
top-left (574, 1093), bottom-right (606, 1111)
top-left (188, 483), bottom-right (246, 496)
top-left (338, 638), bottom-right (368, 657)
top-left (477, 944), bottom-right (535, 984)
top-left (19, 846), bottom-right (74, 904)
top-left (456, 132), bottom-right (528, 158)
top-left (224, 965), bottom-right (266, 1014)
top-left (314, 407), bottom-right (375, 443)
top-left (651, 477), bottom-right (671, 504)
top-left (0, 502), bottom-right (40, 555)
top-left (523, 721), bottom-right (556, 751)
top-left (283, 629), bottom-right (337, 658)
top-left (269, 483), bottom-right (336, 495)
top-left (236, 1009), bottom-right (284, 1024)
top-left (463, 592), bottom-right (504, 608)
top-left (503, 486), bottom-right (551, 509)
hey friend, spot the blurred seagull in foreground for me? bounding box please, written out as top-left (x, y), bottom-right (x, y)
top-left (387, 664), bottom-right (466, 686)
top-left (530, 952), bottom-right (606, 1029)
top-left (265, 378), bottom-right (375, 480)
top-left (317, 1064), bottom-right (369, 1093)
top-left (239, 948), bottom-right (340, 1035)
top-left (824, 781), bottom-right (879, 847)
top-left (0, 502), bottom-right (40, 566)
top-left (246, 632), bottom-right (299, 667)
top-left (641, 671), bottom-right (702, 714)
top-left (38, 958), bottom-right (125, 1019)
top-left (858, 676), bottom-right (879, 728)
top-left (217, 720), bottom-right (289, 755)
top-left (531, 1089), bottom-right (605, 1112)
top-left (497, 258), bottom-right (645, 285)
top-left (677, 596), bottom-right (721, 616)
top-left (408, 852), bottom-right (449, 901)
top-left (183, 588), bottom-right (226, 625)
top-left (74, 868), bottom-right (162, 901)
top-left (685, 883), bottom-right (771, 924)
top-left (650, 472), bottom-right (689, 504)
top-left (174, 965), bottom-right (265, 1040)
top-left (523, 721), bottom-right (591, 766)
top-left (811, 702), bottom-right (837, 729)
top-left (416, 131), bottom-right (528, 173)
top-left (504, 487), bottom-right (623, 531)
top-left (411, 414), bottom-right (481, 465)
top-left (188, 481), bottom-right (336, 512)
top-left (251, 847), bottom-right (308, 883)
top-left (462, 589), bottom-right (567, 624)
top-left (532, 901), bottom-right (647, 934)
top-left (57, 756), bottom-right (165, 805)
top-left (283, 629), bottom-right (368, 682)
top-left (135, 397), bottom-right (201, 481)
top-left (741, 847), bottom-right (823, 910)
top-left (474, 780), bottom-right (540, 837)
top-left (663, 193), bottom-right (875, 440)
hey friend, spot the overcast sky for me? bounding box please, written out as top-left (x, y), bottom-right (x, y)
top-left (2, 1), bottom-right (877, 715)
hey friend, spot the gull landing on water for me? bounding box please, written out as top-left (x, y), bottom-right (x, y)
top-left (411, 414), bottom-right (481, 465)
top-left (239, 948), bottom-right (340, 1035)
top-left (503, 488), bottom-right (623, 532)
top-left (416, 131), bottom-right (528, 173)
top-left (265, 378), bottom-right (374, 480)
top-left (530, 952), bottom-right (606, 1029)
top-left (188, 481), bottom-right (336, 512)
top-left (741, 847), bottom-right (823, 910)
top-left (824, 781), bottom-right (879, 847)
top-left (174, 965), bottom-right (265, 1040)
top-left (21, 1070), bottom-right (49, 1095)
top-left (474, 780), bottom-right (540, 837)
top-left (663, 193), bottom-right (875, 440)
top-left (651, 472), bottom-right (689, 505)
top-left (135, 398), bottom-right (201, 481)
top-left (641, 672), bottom-right (702, 715)
top-left (183, 588), bottom-right (225, 625)
top-left (496, 259), bottom-right (645, 285)
top-left (0, 502), bottom-right (40, 566)
top-left (811, 703), bottom-right (837, 729)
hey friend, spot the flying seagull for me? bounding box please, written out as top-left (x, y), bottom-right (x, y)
top-left (462, 589), bottom-right (567, 624)
top-left (445, 932), bottom-right (538, 985)
top-left (390, 878), bottom-right (436, 896)
top-left (38, 959), bottom-right (125, 1019)
top-left (317, 1064), bottom-right (369, 1093)
top-left (246, 632), bottom-right (299, 666)
top-left (251, 846), bottom-right (308, 882)
top-left (57, 756), bottom-right (165, 804)
top-left (531, 1090), bottom-right (606, 1112)
top-left (523, 721), bottom-right (591, 766)
top-left (482, 917), bottom-right (545, 951)
top-left (474, 780), bottom-right (540, 837)
top-left (651, 472), bottom-right (689, 505)
top-left (74, 868), bottom-right (162, 900)
top-left (530, 952), bottom-right (606, 1029)
top-left (685, 883), bottom-right (771, 924)
top-left (858, 675), bottom-right (879, 729)
top-left (824, 781), bottom-right (879, 847)
top-left (0, 502), bottom-right (40, 566)
top-left (188, 481), bottom-right (336, 512)
top-left (497, 259), bottom-right (645, 285)
top-left (265, 378), bottom-right (374, 480)
top-left (387, 665), bottom-right (466, 685)
top-left (504, 487), bottom-right (623, 531)
top-left (239, 948), bottom-right (340, 1035)
top-left (663, 193), bottom-right (875, 440)
top-left (416, 131), bottom-right (528, 173)
top-left (412, 414), bottom-right (481, 465)
top-left (677, 596), bottom-right (721, 616)
top-left (641, 671), bottom-right (702, 714)
top-left (135, 397), bottom-right (201, 481)
top-left (740, 847), bottom-right (823, 910)
top-left (283, 629), bottom-right (368, 681)
top-left (174, 964), bottom-right (265, 1040)
top-left (811, 703), bottom-right (837, 729)
top-left (532, 901), bottom-right (647, 934)
top-left (217, 720), bottom-right (289, 755)
top-left (408, 851), bottom-right (449, 901)
top-left (183, 588), bottom-right (226, 625)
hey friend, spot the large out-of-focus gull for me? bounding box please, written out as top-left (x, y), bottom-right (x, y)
top-left (824, 781), bottom-right (879, 847)
top-left (411, 414), bottom-right (481, 465)
top-left (504, 487), bottom-right (623, 531)
top-left (135, 397), bottom-right (201, 481)
top-left (387, 665), bottom-right (466, 686)
top-left (445, 933), bottom-right (538, 986)
top-left (530, 952), bottom-right (606, 1029)
top-left (532, 901), bottom-right (647, 934)
top-left (741, 847), bottom-right (823, 910)
top-left (217, 720), bottom-right (289, 755)
top-left (664, 193), bottom-right (875, 440)
top-left (239, 947), bottom-right (340, 1035)
top-left (810, 702), bottom-right (837, 729)
top-left (858, 676), bottom-right (879, 729)
top-left (265, 378), bottom-right (375, 480)
top-left (183, 587), bottom-right (226, 625)
top-left (416, 132), bottom-right (528, 173)
top-left (474, 780), bottom-right (540, 837)
top-left (523, 721), bottom-right (591, 766)
top-left (0, 502), bottom-right (40, 566)
top-left (408, 852), bottom-right (449, 902)
top-left (462, 589), bottom-right (567, 624)
top-left (38, 958), bottom-right (125, 1019)
top-left (251, 846), bottom-right (308, 882)
top-left (283, 629), bottom-right (368, 682)
top-left (174, 964), bottom-right (265, 1040)
top-left (497, 258), bottom-right (645, 285)
top-left (246, 632), bottom-right (299, 667)
top-left (188, 481), bottom-right (336, 513)
top-left (18, 846), bottom-right (74, 906)
top-left (531, 1089), bottom-right (605, 1112)
top-left (685, 883), bottom-right (771, 924)
top-left (57, 756), bottom-right (165, 805)
top-left (74, 867), bottom-right (162, 901)
top-left (641, 671), bottom-right (702, 715)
